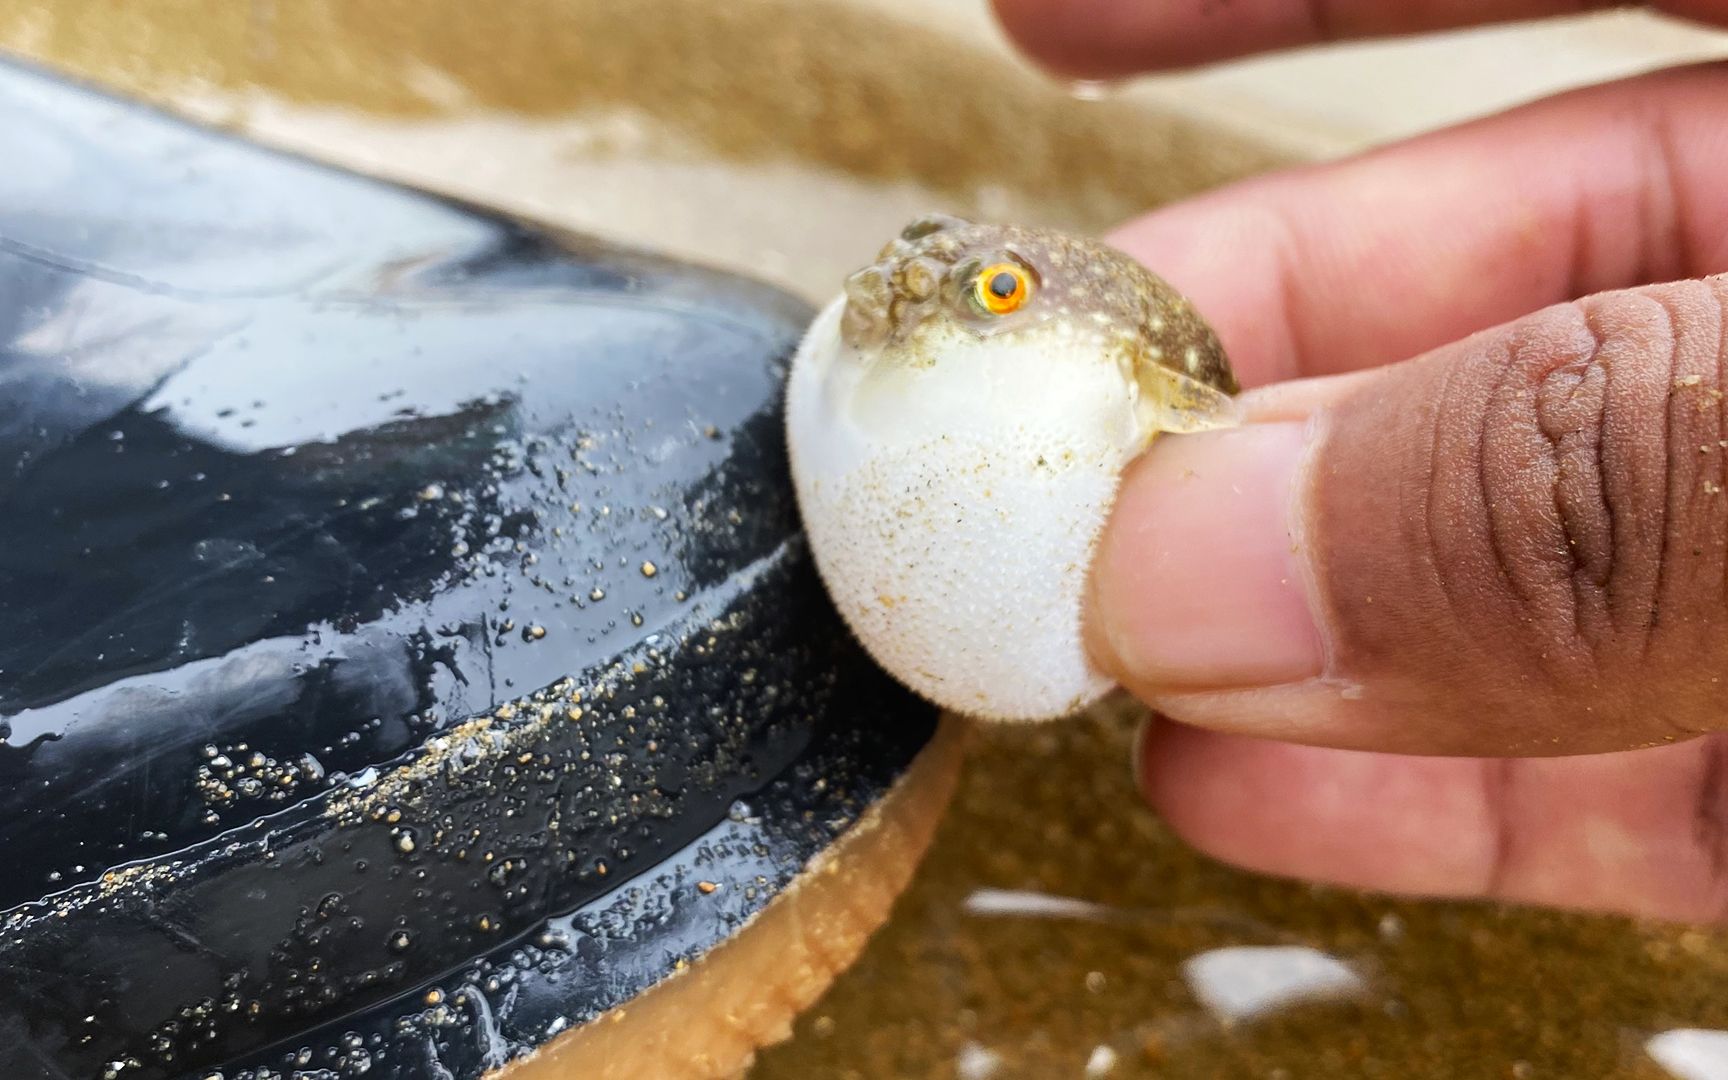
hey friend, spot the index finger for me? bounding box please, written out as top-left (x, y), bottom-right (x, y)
top-left (993, 0), bottom-right (1728, 77)
top-left (1095, 64), bottom-right (1728, 388)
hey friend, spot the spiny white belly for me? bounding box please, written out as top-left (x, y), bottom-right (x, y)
top-left (786, 297), bottom-right (1140, 720)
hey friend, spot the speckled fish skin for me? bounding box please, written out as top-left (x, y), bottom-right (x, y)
top-left (841, 212), bottom-right (1237, 397)
top-left (0, 61), bottom-right (937, 1080)
top-left (787, 213), bottom-right (1238, 721)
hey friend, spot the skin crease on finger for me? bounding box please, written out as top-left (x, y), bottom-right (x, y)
top-left (991, 0), bottom-right (1728, 76)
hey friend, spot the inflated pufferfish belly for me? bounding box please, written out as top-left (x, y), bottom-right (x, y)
top-left (786, 214), bottom-right (1240, 721)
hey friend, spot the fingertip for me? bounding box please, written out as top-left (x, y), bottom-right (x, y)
top-left (986, 0), bottom-right (1056, 67)
top-left (988, 0), bottom-right (1180, 79)
top-left (1087, 419), bottom-right (1324, 694)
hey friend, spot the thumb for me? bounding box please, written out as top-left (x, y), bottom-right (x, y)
top-left (1088, 278), bottom-right (1728, 756)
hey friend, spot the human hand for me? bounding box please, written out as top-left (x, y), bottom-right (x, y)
top-left (994, 0), bottom-right (1728, 923)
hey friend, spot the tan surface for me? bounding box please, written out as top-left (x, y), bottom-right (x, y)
top-left (0, 0), bottom-right (1287, 300)
top-left (497, 720), bottom-right (967, 1080)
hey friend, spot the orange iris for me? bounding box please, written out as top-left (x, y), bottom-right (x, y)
top-left (974, 262), bottom-right (1031, 316)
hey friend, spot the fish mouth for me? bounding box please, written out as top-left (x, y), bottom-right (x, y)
top-left (839, 230), bottom-right (957, 348)
top-left (840, 263), bottom-right (893, 347)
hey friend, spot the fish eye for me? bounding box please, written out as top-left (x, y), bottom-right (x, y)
top-left (972, 262), bottom-right (1032, 316)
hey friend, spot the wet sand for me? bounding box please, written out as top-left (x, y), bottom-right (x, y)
top-left (754, 705), bottom-right (1728, 1079)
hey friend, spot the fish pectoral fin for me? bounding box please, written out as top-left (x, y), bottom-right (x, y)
top-left (1135, 365), bottom-right (1242, 436)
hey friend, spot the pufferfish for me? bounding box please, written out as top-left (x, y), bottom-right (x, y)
top-left (785, 214), bottom-right (1240, 721)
